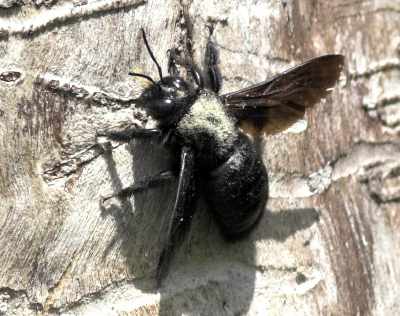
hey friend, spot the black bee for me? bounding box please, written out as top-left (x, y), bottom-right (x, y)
top-left (99, 29), bottom-right (344, 285)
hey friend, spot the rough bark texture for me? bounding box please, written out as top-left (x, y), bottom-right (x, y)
top-left (1, 0), bottom-right (399, 315)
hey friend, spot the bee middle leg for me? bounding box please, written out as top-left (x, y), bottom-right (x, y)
top-left (101, 170), bottom-right (175, 205)
top-left (97, 127), bottom-right (162, 143)
top-left (97, 127), bottom-right (174, 204)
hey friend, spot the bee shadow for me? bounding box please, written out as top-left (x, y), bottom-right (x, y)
top-left (154, 205), bottom-right (320, 315)
top-left (99, 141), bottom-right (320, 314)
top-left (261, 207), bottom-right (320, 241)
top-left (99, 138), bottom-right (176, 291)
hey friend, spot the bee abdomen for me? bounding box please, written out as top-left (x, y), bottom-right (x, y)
top-left (204, 133), bottom-right (268, 239)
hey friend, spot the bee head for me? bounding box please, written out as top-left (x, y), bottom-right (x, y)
top-left (138, 76), bottom-right (196, 123)
top-left (130, 29), bottom-right (197, 125)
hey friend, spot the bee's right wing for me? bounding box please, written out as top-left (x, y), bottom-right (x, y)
top-left (221, 54), bottom-right (345, 135)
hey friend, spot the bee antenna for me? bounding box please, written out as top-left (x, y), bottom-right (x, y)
top-left (128, 72), bottom-right (156, 85)
top-left (141, 28), bottom-right (163, 80)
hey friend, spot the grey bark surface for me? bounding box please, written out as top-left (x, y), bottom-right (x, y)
top-left (0, 0), bottom-right (400, 315)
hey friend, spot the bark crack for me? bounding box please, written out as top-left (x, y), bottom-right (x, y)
top-left (0, 0), bottom-right (147, 39)
top-left (0, 287), bottom-right (43, 313)
top-left (348, 58), bottom-right (400, 80)
top-left (35, 72), bottom-right (140, 109)
top-left (270, 141), bottom-right (400, 200)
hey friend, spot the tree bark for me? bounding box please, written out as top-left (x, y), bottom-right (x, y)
top-left (0, 0), bottom-right (399, 315)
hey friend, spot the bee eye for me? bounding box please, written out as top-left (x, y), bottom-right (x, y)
top-left (160, 85), bottom-right (176, 95)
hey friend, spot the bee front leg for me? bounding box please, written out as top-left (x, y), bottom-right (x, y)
top-left (167, 48), bottom-right (204, 90)
top-left (95, 127), bottom-right (162, 154)
top-left (205, 27), bottom-right (221, 93)
top-left (167, 48), bottom-right (180, 77)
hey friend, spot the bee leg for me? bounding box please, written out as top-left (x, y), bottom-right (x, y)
top-left (205, 29), bottom-right (221, 93)
top-left (101, 170), bottom-right (175, 205)
top-left (167, 48), bottom-right (204, 90)
top-left (96, 127), bottom-right (162, 143)
top-left (189, 65), bottom-right (204, 90)
top-left (167, 48), bottom-right (180, 76)
top-left (156, 146), bottom-right (196, 286)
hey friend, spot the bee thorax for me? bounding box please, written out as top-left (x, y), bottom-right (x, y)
top-left (177, 91), bottom-right (237, 160)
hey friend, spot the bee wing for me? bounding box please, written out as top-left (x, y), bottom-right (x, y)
top-left (221, 54), bottom-right (345, 135)
top-left (156, 146), bottom-right (196, 286)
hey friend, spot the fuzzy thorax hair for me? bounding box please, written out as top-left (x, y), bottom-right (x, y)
top-left (177, 91), bottom-right (237, 155)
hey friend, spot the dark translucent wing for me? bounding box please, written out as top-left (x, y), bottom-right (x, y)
top-left (237, 103), bottom-right (306, 136)
top-left (221, 54), bottom-right (344, 135)
top-left (156, 146), bottom-right (196, 286)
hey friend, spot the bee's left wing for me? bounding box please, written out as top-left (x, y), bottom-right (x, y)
top-left (221, 54), bottom-right (345, 135)
top-left (156, 146), bottom-right (196, 286)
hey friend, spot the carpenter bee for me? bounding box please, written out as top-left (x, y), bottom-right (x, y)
top-left (99, 29), bottom-right (344, 285)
